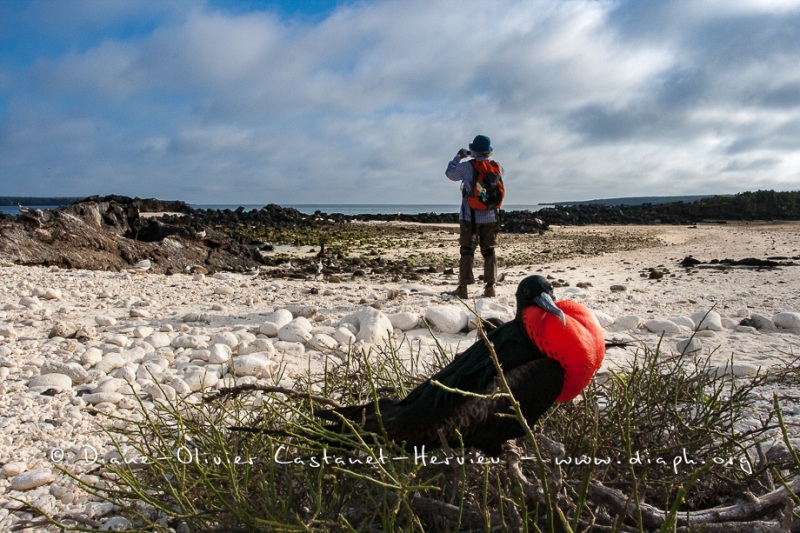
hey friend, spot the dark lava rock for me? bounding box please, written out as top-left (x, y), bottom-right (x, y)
top-left (722, 257), bottom-right (780, 268)
top-left (0, 197), bottom-right (261, 274)
top-left (680, 256), bottom-right (702, 268)
top-left (739, 317), bottom-right (758, 328)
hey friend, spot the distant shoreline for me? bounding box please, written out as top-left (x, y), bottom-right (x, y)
top-left (3, 191), bottom-right (798, 222)
top-left (544, 194), bottom-right (718, 206)
top-left (1, 194), bottom-right (719, 208)
top-left (0, 196), bottom-right (82, 206)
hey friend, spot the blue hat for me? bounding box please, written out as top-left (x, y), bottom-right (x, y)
top-left (469, 135), bottom-right (492, 153)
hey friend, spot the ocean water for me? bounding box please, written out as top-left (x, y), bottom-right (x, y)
top-left (193, 204), bottom-right (547, 215)
top-left (0, 205), bottom-right (55, 216)
top-left (0, 203), bottom-right (547, 217)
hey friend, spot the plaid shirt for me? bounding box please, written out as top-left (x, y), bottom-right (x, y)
top-left (445, 155), bottom-right (504, 223)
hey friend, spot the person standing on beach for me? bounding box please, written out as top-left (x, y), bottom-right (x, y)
top-left (445, 134), bottom-right (504, 298)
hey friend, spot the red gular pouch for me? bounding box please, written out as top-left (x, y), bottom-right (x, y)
top-left (523, 300), bottom-right (605, 402)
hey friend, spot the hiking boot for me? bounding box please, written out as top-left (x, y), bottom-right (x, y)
top-left (446, 285), bottom-right (469, 299)
top-left (483, 284), bottom-right (496, 298)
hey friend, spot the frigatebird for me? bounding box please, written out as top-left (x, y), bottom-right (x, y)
top-left (315, 275), bottom-right (606, 455)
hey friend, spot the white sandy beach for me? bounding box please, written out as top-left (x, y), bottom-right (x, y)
top-left (1, 222), bottom-right (800, 530)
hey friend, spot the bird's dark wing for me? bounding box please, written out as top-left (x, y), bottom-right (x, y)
top-left (255, 315), bottom-right (567, 455)
top-left (420, 319), bottom-right (539, 406)
top-left (375, 355), bottom-right (564, 454)
top-left (460, 357), bottom-right (564, 455)
top-left (316, 319), bottom-right (551, 451)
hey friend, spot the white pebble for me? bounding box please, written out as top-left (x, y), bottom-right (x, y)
top-left (0, 325), bottom-right (18, 340)
top-left (259, 309), bottom-right (294, 336)
top-left (706, 363), bottom-right (760, 378)
top-left (286, 304), bottom-right (318, 318)
top-left (11, 468), bottom-right (54, 491)
top-left (214, 285), bottom-right (235, 296)
top-left (721, 317), bottom-right (740, 329)
top-left (278, 322), bottom-right (312, 343)
top-left (182, 312), bottom-right (201, 322)
top-left (613, 315), bottom-right (641, 330)
top-left (43, 288), bottom-right (62, 300)
top-left (169, 377), bottom-right (192, 395)
top-left (28, 373), bottom-right (73, 391)
top-left (676, 337), bottom-right (702, 354)
top-left (84, 392), bottom-right (125, 405)
top-left (2, 461), bottom-right (27, 478)
top-left (133, 326), bottom-right (155, 338)
top-left (95, 315), bottom-right (117, 327)
top-left (101, 516), bottom-right (132, 531)
top-left (668, 316), bottom-right (696, 330)
top-left (95, 377), bottom-right (125, 393)
top-left (144, 332), bottom-right (172, 348)
top-left (209, 344), bottom-right (232, 364)
top-left (95, 353), bottom-right (126, 374)
top-left (307, 333), bottom-right (338, 351)
top-left (773, 312), bottom-right (800, 330)
top-left (105, 334), bottom-right (129, 347)
top-left (171, 334), bottom-right (206, 349)
top-left (425, 306), bottom-right (469, 334)
top-left (273, 341), bottom-right (306, 357)
top-left (340, 307), bottom-right (390, 344)
top-left (19, 296), bottom-right (41, 309)
top-left (234, 330), bottom-right (257, 345)
top-left (239, 338), bottom-right (275, 356)
top-left (182, 368), bottom-right (219, 392)
top-left (211, 331), bottom-right (239, 349)
top-left (691, 310), bottom-right (723, 331)
top-left (144, 383), bottom-right (176, 401)
top-left (41, 361), bottom-right (88, 384)
top-left (592, 311), bottom-right (614, 328)
top-left (644, 319), bottom-right (681, 335)
top-left (81, 347), bottom-right (104, 366)
top-left (388, 312), bottom-right (421, 331)
top-left (189, 349), bottom-right (210, 361)
top-left (136, 362), bottom-right (163, 380)
top-left (750, 313), bottom-right (777, 331)
top-left (231, 353), bottom-right (273, 378)
top-left (333, 327), bottom-right (356, 345)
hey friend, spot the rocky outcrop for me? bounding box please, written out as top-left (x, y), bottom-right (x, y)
top-left (0, 197), bottom-right (260, 274)
top-left (0, 198), bottom-right (453, 277)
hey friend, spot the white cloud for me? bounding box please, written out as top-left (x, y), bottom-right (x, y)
top-left (0, 0), bottom-right (798, 204)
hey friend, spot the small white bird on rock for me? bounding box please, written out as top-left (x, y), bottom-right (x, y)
top-left (243, 267), bottom-right (260, 279)
top-left (18, 204), bottom-right (43, 217)
top-left (130, 258), bottom-right (152, 274)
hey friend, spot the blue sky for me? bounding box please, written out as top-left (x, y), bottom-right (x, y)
top-left (1, 0), bottom-right (798, 205)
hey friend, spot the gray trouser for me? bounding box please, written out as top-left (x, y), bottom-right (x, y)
top-left (458, 220), bottom-right (498, 286)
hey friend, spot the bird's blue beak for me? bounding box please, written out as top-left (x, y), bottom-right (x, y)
top-left (534, 293), bottom-right (567, 328)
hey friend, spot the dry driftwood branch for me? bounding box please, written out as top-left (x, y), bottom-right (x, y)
top-left (412, 495), bottom-right (501, 530)
top-left (589, 475), bottom-right (800, 529)
top-left (206, 384), bottom-right (342, 408)
top-left (506, 448), bottom-right (546, 506)
top-left (675, 521), bottom-right (786, 533)
top-left (384, 492), bottom-right (501, 530)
